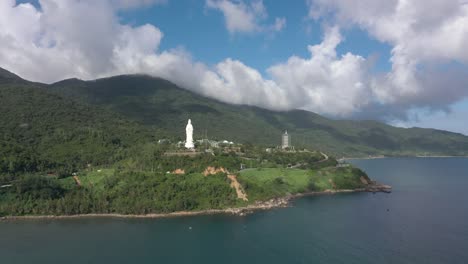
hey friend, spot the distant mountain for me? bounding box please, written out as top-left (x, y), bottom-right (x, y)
top-left (48, 73), bottom-right (468, 157)
top-left (0, 67), bottom-right (25, 84)
top-left (0, 69), bottom-right (152, 175)
top-left (1, 67), bottom-right (468, 159)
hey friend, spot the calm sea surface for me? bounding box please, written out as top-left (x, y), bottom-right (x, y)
top-left (1, 158), bottom-right (468, 264)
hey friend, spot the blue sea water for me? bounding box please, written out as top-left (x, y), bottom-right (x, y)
top-left (1, 158), bottom-right (468, 264)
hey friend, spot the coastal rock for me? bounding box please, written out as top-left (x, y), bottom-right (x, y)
top-left (365, 183), bottom-right (392, 193)
top-left (360, 176), bottom-right (369, 185)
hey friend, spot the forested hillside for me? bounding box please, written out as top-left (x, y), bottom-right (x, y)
top-left (0, 67), bottom-right (461, 216)
top-left (0, 72), bottom-right (153, 176)
top-left (48, 73), bottom-right (468, 157)
top-left (2, 66), bottom-right (468, 169)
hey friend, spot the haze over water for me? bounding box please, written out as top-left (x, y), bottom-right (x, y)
top-left (1, 158), bottom-right (468, 264)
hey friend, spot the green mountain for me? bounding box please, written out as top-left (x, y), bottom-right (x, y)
top-left (0, 68), bottom-right (27, 85)
top-left (48, 74), bottom-right (468, 157)
top-left (1, 66), bottom-right (468, 168)
top-left (1, 66), bottom-right (466, 216)
top-left (0, 70), bottom-right (153, 176)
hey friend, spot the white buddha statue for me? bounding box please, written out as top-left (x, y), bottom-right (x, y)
top-left (185, 119), bottom-right (194, 149)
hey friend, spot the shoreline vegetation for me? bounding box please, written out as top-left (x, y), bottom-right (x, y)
top-left (343, 155), bottom-right (468, 160)
top-left (1, 141), bottom-right (392, 220)
top-left (2, 68), bottom-right (466, 223)
top-left (1, 183), bottom-right (391, 221)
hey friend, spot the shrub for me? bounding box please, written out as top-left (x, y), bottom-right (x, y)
top-left (307, 180), bottom-right (318, 191)
top-left (273, 177), bottom-right (285, 185)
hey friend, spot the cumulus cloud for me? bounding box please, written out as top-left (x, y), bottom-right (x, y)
top-left (0, 0), bottom-right (163, 81)
top-left (1, 0), bottom-right (468, 125)
top-left (0, 1), bottom-right (365, 116)
top-left (307, 0), bottom-right (468, 119)
top-left (205, 0), bottom-right (286, 34)
top-left (0, 0), bottom-right (281, 109)
top-left (268, 27), bottom-right (372, 116)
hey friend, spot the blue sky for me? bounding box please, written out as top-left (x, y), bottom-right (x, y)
top-left (118, 0), bottom-right (335, 73)
top-left (21, 0), bottom-right (328, 72)
top-left (116, 0), bottom-right (393, 75)
top-left (11, 0), bottom-right (395, 83)
top-left (16, 0), bottom-right (393, 69)
top-left (4, 0), bottom-right (468, 135)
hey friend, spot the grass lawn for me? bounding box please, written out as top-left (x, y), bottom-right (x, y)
top-left (59, 169), bottom-right (115, 191)
top-left (54, 166), bottom-right (368, 207)
top-left (238, 167), bottom-right (368, 201)
top-left (238, 168), bottom-right (313, 201)
top-left (81, 169), bottom-right (115, 190)
top-left (240, 168), bottom-right (310, 190)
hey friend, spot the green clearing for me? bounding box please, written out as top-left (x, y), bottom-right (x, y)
top-left (0, 163), bottom-right (369, 216)
top-left (76, 169), bottom-right (115, 190)
top-left (238, 167), bottom-right (369, 201)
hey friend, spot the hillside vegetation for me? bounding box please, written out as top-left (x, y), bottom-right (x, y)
top-left (46, 73), bottom-right (468, 157)
top-left (0, 66), bottom-right (421, 216)
top-left (0, 77), bottom-right (153, 177)
top-left (0, 148), bottom-right (370, 216)
top-left (1, 66), bottom-right (468, 178)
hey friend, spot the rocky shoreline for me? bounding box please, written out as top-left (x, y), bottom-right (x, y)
top-left (0, 184), bottom-right (391, 221)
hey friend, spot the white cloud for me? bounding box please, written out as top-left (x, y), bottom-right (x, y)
top-left (0, 1), bottom-right (366, 116)
top-left (2, 0), bottom-right (468, 126)
top-left (200, 59), bottom-right (289, 109)
top-left (268, 26), bottom-right (371, 116)
top-left (205, 0), bottom-right (286, 34)
top-left (272, 17), bottom-right (286, 32)
top-left (111, 0), bottom-right (167, 9)
top-left (0, 0), bottom-right (163, 81)
top-left (308, 0), bottom-right (468, 114)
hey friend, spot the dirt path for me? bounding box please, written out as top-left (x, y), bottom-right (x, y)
top-left (227, 174), bottom-right (248, 201)
top-left (318, 152), bottom-right (329, 163)
top-left (291, 152), bottom-right (330, 168)
top-left (328, 178), bottom-right (337, 189)
top-left (73, 176), bottom-right (82, 187)
top-left (202, 167), bottom-right (248, 201)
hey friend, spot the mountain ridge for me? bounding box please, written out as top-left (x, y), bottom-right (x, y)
top-left (0, 67), bottom-right (25, 84)
top-left (1, 67), bottom-right (468, 157)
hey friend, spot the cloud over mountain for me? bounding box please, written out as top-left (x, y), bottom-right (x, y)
top-left (1, 0), bottom-right (467, 124)
top-left (308, 0), bottom-right (468, 118)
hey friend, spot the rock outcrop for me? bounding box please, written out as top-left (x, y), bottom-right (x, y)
top-left (203, 166), bottom-right (227, 176)
top-left (171, 169), bottom-right (185, 175)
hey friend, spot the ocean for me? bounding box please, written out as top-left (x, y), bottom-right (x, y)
top-left (1, 158), bottom-right (468, 264)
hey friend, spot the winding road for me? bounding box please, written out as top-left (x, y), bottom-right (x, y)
top-left (318, 152), bottom-right (329, 163)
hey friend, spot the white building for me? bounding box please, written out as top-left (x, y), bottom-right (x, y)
top-left (282, 131), bottom-right (289, 149)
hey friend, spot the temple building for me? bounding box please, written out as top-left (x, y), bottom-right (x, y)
top-left (282, 130), bottom-right (289, 149)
